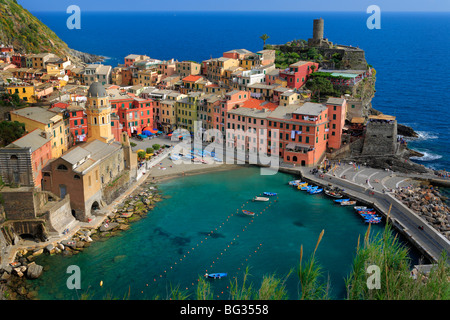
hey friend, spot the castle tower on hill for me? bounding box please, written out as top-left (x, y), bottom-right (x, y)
top-left (85, 81), bottom-right (115, 144)
top-left (308, 18), bottom-right (333, 48)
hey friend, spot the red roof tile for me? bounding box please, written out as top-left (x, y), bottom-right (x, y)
top-left (240, 98), bottom-right (278, 111)
top-left (182, 75), bottom-right (202, 82)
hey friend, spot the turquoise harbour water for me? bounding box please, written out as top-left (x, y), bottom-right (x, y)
top-left (30, 167), bottom-right (422, 300)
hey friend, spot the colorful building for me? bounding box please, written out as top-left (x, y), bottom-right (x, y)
top-left (176, 61), bottom-right (201, 78)
top-left (279, 61), bottom-right (319, 89)
top-left (85, 82), bottom-right (115, 144)
top-left (0, 129), bottom-right (52, 189)
top-left (226, 99), bottom-right (277, 154)
top-left (6, 84), bottom-right (37, 103)
top-left (176, 91), bottom-right (204, 133)
top-left (215, 90), bottom-right (250, 134)
top-left (10, 107), bottom-right (68, 158)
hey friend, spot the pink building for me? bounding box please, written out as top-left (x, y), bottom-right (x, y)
top-left (215, 90), bottom-right (250, 134)
top-left (279, 61), bottom-right (319, 89)
top-left (225, 98), bottom-right (277, 154)
top-left (325, 97), bottom-right (347, 150)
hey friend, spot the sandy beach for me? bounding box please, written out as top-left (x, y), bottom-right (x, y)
top-left (145, 156), bottom-right (243, 184)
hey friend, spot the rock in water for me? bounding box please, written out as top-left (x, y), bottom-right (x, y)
top-left (397, 124), bottom-right (418, 138)
top-left (27, 263), bottom-right (43, 279)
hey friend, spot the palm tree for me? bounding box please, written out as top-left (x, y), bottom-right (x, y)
top-left (260, 34), bottom-right (269, 47)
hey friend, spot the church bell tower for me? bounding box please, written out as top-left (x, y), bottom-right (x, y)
top-left (85, 81), bottom-right (115, 143)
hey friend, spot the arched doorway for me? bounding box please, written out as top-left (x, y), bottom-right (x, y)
top-left (293, 156), bottom-right (298, 162)
top-left (91, 201), bottom-right (100, 215)
top-left (19, 233), bottom-right (35, 241)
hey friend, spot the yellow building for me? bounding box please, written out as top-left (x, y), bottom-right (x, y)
top-left (206, 57), bottom-right (239, 84)
top-left (239, 54), bottom-right (260, 70)
top-left (176, 61), bottom-right (201, 78)
top-left (10, 107), bottom-right (68, 158)
top-left (85, 82), bottom-right (115, 144)
top-left (6, 84), bottom-right (37, 103)
top-left (176, 91), bottom-right (204, 133)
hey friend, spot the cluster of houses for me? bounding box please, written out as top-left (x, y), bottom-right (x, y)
top-left (0, 40), bottom-right (372, 172)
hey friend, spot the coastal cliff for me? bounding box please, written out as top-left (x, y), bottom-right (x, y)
top-left (0, 0), bottom-right (102, 64)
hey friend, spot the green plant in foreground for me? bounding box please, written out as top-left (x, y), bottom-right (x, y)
top-left (298, 229), bottom-right (331, 300)
top-left (345, 220), bottom-right (450, 300)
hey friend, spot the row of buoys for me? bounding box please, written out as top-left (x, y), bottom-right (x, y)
top-left (148, 198), bottom-right (269, 286)
top-left (217, 243), bottom-right (264, 298)
top-left (141, 195), bottom-right (278, 296)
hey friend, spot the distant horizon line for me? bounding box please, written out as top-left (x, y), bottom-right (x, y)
top-left (29, 9), bottom-right (450, 13)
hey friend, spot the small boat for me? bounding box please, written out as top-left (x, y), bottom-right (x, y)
top-left (299, 185), bottom-right (309, 191)
top-left (354, 206), bottom-right (367, 211)
top-left (334, 199), bottom-right (350, 203)
top-left (324, 189), bottom-right (343, 198)
top-left (289, 180), bottom-right (302, 186)
top-left (263, 192), bottom-right (277, 196)
top-left (364, 219), bottom-right (381, 224)
top-left (309, 188), bottom-right (323, 194)
top-left (205, 273), bottom-right (227, 279)
top-left (357, 210), bottom-right (377, 215)
top-left (242, 210), bottom-right (255, 216)
top-left (301, 185), bottom-right (316, 190)
top-left (340, 200), bottom-right (356, 206)
top-left (253, 196), bottom-right (269, 202)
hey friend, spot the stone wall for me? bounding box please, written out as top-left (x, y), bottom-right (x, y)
top-left (1, 188), bottom-right (36, 220)
top-left (46, 195), bottom-right (76, 235)
top-left (362, 121), bottom-right (397, 155)
top-left (0, 148), bottom-right (34, 187)
top-left (102, 170), bottom-right (132, 205)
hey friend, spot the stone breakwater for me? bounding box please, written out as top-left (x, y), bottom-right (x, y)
top-left (394, 185), bottom-right (450, 240)
top-left (0, 181), bottom-right (163, 300)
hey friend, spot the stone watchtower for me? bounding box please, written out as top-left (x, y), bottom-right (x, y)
top-left (308, 18), bottom-right (333, 48)
top-left (86, 81), bottom-right (115, 144)
top-left (313, 18), bottom-right (324, 41)
top-left (362, 115), bottom-right (398, 156)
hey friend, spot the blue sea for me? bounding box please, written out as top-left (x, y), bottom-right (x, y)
top-left (33, 11), bottom-right (450, 171)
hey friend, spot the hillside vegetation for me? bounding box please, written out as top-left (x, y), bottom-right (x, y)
top-left (0, 0), bottom-right (101, 63)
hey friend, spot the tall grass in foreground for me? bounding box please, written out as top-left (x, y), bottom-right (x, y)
top-left (345, 221), bottom-right (450, 300)
top-left (297, 229), bottom-right (331, 300)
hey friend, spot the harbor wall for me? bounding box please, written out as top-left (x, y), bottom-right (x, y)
top-left (299, 171), bottom-right (450, 262)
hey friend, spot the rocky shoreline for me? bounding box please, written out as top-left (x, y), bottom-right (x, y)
top-left (67, 48), bottom-right (105, 65)
top-left (394, 184), bottom-right (450, 240)
top-left (0, 180), bottom-right (164, 300)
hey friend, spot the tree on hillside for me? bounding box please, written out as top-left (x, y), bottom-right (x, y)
top-left (305, 77), bottom-right (335, 101)
top-left (260, 34), bottom-right (270, 47)
top-left (0, 121), bottom-right (26, 147)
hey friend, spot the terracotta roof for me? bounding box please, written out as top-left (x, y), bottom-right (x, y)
top-left (182, 75), bottom-right (202, 82)
top-left (240, 98), bottom-right (278, 111)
